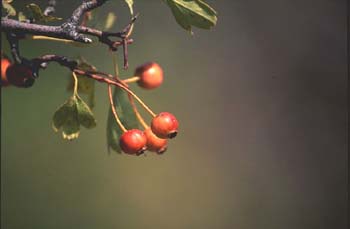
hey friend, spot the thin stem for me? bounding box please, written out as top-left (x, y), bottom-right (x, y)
top-left (72, 72), bottom-right (79, 95)
top-left (110, 51), bottom-right (119, 79)
top-left (112, 81), bottom-right (156, 117)
top-left (108, 84), bottom-right (127, 133)
top-left (108, 53), bottom-right (127, 132)
top-left (109, 52), bottom-right (147, 127)
top-left (30, 35), bottom-right (77, 43)
top-left (73, 69), bottom-right (157, 117)
top-left (122, 76), bottom-right (140, 84)
top-left (129, 95), bottom-right (149, 129)
top-left (122, 39), bottom-right (128, 69)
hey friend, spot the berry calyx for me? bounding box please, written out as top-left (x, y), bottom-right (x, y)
top-left (151, 112), bottom-right (179, 139)
top-left (6, 63), bottom-right (35, 88)
top-left (135, 62), bottom-right (163, 89)
top-left (119, 129), bottom-right (147, 155)
top-left (1, 58), bottom-right (11, 86)
top-left (144, 128), bottom-right (168, 154)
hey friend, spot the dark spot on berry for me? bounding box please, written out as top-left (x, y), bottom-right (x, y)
top-left (168, 131), bottom-right (177, 139)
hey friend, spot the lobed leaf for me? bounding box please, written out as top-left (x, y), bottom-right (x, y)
top-left (164, 0), bottom-right (217, 33)
top-left (106, 86), bottom-right (139, 153)
top-left (52, 95), bottom-right (96, 140)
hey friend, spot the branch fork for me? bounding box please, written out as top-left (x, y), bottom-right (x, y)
top-left (2, 0), bottom-right (138, 75)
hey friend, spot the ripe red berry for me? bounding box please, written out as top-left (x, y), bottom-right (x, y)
top-left (1, 58), bottom-right (11, 86)
top-left (135, 62), bottom-right (163, 89)
top-left (6, 63), bottom-right (35, 88)
top-left (119, 129), bottom-right (147, 155)
top-left (144, 128), bottom-right (168, 154)
top-left (151, 112), bottom-right (179, 139)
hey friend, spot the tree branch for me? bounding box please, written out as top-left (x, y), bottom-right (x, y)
top-left (29, 54), bottom-right (117, 83)
top-left (2, 0), bottom-right (137, 77)
top-left (1, 0), bottom-right (113, 44)
top-left (67, 0), bottom-right (108, 26)
top-left (2, 14), bottom-right (137, 52)
top-left (31, 55), bottom-right (78, 71)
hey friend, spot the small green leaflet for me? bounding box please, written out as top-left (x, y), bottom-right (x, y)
top-left (124, 0), bottom-right (134, 15)
top-left (18, 11), bottom-right (27, 22)
top-left (163, 0), bottom-right (217, 33)
top-left (26, 3), bottom-right (62, 23)
top-left (67, 58), bottom-right (96, 109)
top-left (2, 0), bottom-right (16, 17)
top-left (106, 86), bottom-right (139, 153)
top-left (52, 94), bottom-right (96, 140)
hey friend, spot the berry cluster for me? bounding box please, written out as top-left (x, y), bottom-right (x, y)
top-left (116, 62), bottom-right (179, 156)
top-left (1, 57), bottom-right (35, 88)
top-left (1, 55), bottom-right (179, 156)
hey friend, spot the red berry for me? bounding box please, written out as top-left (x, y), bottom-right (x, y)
top-left (151, 112), bottom-right (179, 139)
top-left (144, 128), bottom-right (168, 154)
top-left (135, 62), bottom-right (163, 89)
top-left (1, 58), bottom-right (11, 87)
top-left (119, 129), bottom-right (147, 155)
top-left (6, 64), bottom-right (35, 88)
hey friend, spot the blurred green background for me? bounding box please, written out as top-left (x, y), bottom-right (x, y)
top-left (1, 0), bottom-right (347, 228)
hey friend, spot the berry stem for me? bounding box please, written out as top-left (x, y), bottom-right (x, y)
top-left (108, 84), bottom-right (127, 133)
top-left (122, 76), bottom-right (140, 84)
top-left (117, 83), bottom-right (156, 117)
top-left (72, 72), bottom-right (79, 95)
top-left (128, 94), bottom-right (149, 129)
top-left (110, 51), bottom-right (120, 79)
top-left (73, 69), bottom-right (157, 117)
top-left (109, 51), bottom-right (156, 118)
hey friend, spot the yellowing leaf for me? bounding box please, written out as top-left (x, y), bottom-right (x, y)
top-left (2, 1), bottom-right (16, 16)
top-left (104, 12), bottom-right (117, 30)
top-left (18, 11), bottom-right (27, 22)
top-left (26, 3), bottom-right (62, 23)
top-left (124, 0), bottom-right (134, 15)
top-left (164, 0), bottom-right (217, 33)
top-left (52, 95), bottom-right (96, 140)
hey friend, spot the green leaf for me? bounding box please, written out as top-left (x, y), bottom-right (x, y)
top-left (104, 12), bottom-right (117, 30)
top-left (164, 0), bottom-right (217, 33)
top-left (26, 3), bottom-right (62, 23)
top-left (106, 86), bottom-right (139, 153)
top-left (124, 0), bottom-right (134, 15)
top-left (67, 58), bottom-right (96, 109)
top-left (2, 1), bottom-right (16, 17)
top-left (52, 95), bottom-right (96, 140)
top-left (76, 96), bottom-right (96, 129)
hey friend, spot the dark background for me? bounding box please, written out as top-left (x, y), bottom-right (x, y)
top-left (1, 0), bottom-right (348, 228)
